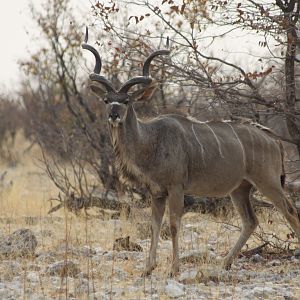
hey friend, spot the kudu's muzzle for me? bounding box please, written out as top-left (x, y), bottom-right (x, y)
top-left (109, 112), bottom-right (120, 121)
top-left (108, 112), bottom-right (121, 126)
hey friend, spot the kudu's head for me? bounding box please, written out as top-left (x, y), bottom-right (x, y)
top-left (82, 27), bottom-right (170, 127)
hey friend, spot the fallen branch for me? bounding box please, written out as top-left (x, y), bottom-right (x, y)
top-left (240, 242), bottom-right (269, 257)
top-left (48, 191), bottom-right (132, 215)
top-left (48, 190), bottom-right (275, 218)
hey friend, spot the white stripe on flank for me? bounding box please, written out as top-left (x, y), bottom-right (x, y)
top-left (250, 122), bottom-right (271, 131)
top-left (260, 131), bottom-right (270, 163)
top-left (225, 123), bottom-right (246, 167)
top-left (246, 126), bottom-right (255, 167)
top-left (191, 124), bottom-right (206, 166)
top-left (261, 137), bottom-right (265, 163)
top-left (204, 123), bottom-right (225, 158)
top-left (187, 116), bottom-right (206, 124)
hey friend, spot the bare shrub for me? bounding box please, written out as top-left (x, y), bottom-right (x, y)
top-left (0, 95), bottom-right (23, 165)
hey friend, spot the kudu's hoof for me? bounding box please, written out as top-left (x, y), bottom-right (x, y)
top-left (168, 270), bottom-right (179, 278)
top-left (222, 259), bottom-right (232, 271)
top-left (141, 265), bottom-right (156, 277)
top-left (169, 266), bottom-right (180, 277)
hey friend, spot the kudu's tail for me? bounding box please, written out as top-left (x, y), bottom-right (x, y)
top-left (280, 174), bottom-right (286, 189)
top-left (278, 140), bottom-right (300, 221)
top-left (279, 141), bottom-right (286, 189)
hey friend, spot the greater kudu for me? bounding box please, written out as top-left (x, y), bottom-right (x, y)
top-left (82, 28), bottom-right (300, 276)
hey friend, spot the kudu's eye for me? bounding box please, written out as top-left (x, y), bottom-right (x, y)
top-left (123, 99), bottom-right (129, 105)
top-left (104, 99), bottom-right (109, 104)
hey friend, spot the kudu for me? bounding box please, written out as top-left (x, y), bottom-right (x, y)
top-left (82, 28), bottom-right (300, 276)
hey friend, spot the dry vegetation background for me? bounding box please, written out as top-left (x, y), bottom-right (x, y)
top-left (1, 0), bottom-right (300, 299)
top-left (1, 131), bottom-right (300, 299)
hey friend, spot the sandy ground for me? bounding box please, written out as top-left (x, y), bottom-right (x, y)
top-left (0, 133), bottom-right (300, 299)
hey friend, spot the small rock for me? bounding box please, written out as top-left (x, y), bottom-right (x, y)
top-left (91, 254), bottom-right (102, 264)
top-left (282, 294), bottom-right (297, 300)
top-left (0, 229), bottom-right (37, 257)
top-left (27, 295), bottom-right (46, 300)
top-left (178, 269), bottom-right (198, 284)
top-left (79, 245), bottom-right (96, 257)
top-left (138, 239), bottom-right (151, 247)
top-left (165, 279), bottom-right (185, 298)
top-left (36, 251), bottom-right (56, 263)
top-left (294, 249), bottom-right (300, 258)
top-left (49, 276), bottom-right (61, 286)
top-left (113, 267), bottom-right (129, 280)
top-left (238, 256), bottom-right (248, 263)
top-left (184, 223), bottom-right (196, 229)
top-left (182, 231), bottom-right (199, 243)
top-left (252, 286), bottom-right (274, 297)
top-left (118, 251), bottom-right (144, 261)
top-left (103, 250), bottom-right (143, 261)
top-left (266, 259), bottom-right (281, 267)
top-left (0, 289), bottom-right (12, 299)
top-left (94, 291), bottom-right (110, 300)
top-left (94, 246), bottom-right (103, 254)
top-left (180, 249), bottom-right (211, 263)
top-left (45, 260), bottom-right (80, 277)
top-left (250, 254), bottom-right (263, 263)
top-left (64, 245), bottom-right (97, 258)
top-left (209, 252), bottom-right (217, 259)
top-left (27, 271), bottom-right (39, 283)
top-left (196, 266), bottom-right (235, 283)
top-left (74, 277), bottom-right (90, 296)
top-left (0, 260), bottom-right (22, 280)
top-left (221, 291), bottom-right (233, 297)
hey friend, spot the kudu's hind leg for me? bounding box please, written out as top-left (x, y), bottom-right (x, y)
top-left (223, 180), bottom-right (258, 270)
top-left (143, 194), bottom-right (167, 276)
top-left (257, 183), bottom-right (300, 244)
top-left (168, 186), bottom-right (184, 276)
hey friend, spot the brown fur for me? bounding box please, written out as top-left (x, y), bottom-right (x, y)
top-left (100, 102), bottom-right (300, 275)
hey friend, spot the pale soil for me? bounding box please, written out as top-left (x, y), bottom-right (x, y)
top-left (0, 133), bottom-right (299, 299)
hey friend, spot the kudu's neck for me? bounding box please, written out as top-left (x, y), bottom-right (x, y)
top-left (124, 105), bottom-right (140, 140)
top-left (110, 105), bottom-right (143, 155)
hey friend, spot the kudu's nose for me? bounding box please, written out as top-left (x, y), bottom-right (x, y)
top-left (109, 112), bottom-right (120, 121)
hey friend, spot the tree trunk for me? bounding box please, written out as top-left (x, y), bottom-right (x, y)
top-left (282, 1), bottom-right (300, 153)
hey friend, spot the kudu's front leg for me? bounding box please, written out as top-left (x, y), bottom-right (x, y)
top-left (143, 195), bottom-right (166, 276)
top-left (223, 181), bottom-right (257, 269)
top-left (168, 186), bottom-right (184, 276)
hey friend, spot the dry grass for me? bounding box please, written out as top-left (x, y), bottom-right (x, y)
top-left (0, 133), bottom-right (54, 218)
top-left (0, 133), bottom-right (299, 299)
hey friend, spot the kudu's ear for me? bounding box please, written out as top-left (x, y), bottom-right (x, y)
top-left (130, 80), bottom-right (158, 102)
top-left (89, 82), bottom-right (107, 99)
